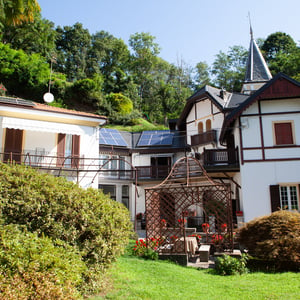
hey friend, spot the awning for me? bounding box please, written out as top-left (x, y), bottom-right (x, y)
top-left (2, 117), bottom-right (85, 135)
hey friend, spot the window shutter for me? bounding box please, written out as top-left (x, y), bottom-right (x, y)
top-left (269, 185), bottom-right (280, 212)
top-left (4, 128), bottom-right (23, 163)
top-left (56, 133), bottom-right (65, 167)
top-left (71, 135), bottom-right (80, 168)
top-left (274, 123), bottom-right (293, 145)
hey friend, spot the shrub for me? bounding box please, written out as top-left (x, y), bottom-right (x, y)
top-left (215, 254), bottom-right (249, 275)
top-left (0, 271), bottom-right (79, 300)
top-left (106, 93), bottom-right (133, 115)
top-left (0, 163), bottom-right (132, 293)
top-left (0, 225), bottom-right (86, 287)
top-left (236, 210), bottom-right (300, 266)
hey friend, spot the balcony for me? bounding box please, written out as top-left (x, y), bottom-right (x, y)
top-left (136, 165), bottom-right (171, 180)
top-left (190, 130), bottom-right (217, 146)
top-left (1, 149), bottom-right (85, 169)
top-left (0, 150), bottom-right (171, 181)
top-left (202, 147), bottom-right (239, 171)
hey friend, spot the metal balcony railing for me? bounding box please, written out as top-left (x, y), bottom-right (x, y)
top-left (190, 130), bottom-right (217, 146)
top-left (203, 147), bottom-right (239, 167)
top-left (1, 150), bottom-right (85, 169)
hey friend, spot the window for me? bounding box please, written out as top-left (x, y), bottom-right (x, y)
top-left (122, 185), bottom-right (129, 208)
top-left (99, 155), bottom-right (129, 178)
top-left (280, 186), bottom-right (299, 210)
top-left (198, 122), bottom-right (203, 134)
top-left (274, 122), bottom-right (294, 145)
top-left (206, 119), bottom-right (212, 131)
top-left (99, 184), bottom-right (116, 200)
top-left (151, 156), bottom-right (171, 178)
top-left (57, 133), bottom-right (80, 167)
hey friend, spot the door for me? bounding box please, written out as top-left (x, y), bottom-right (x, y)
top-left (4, 128), bottom-right (23, 163)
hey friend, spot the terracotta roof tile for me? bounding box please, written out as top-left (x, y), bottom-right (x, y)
top-left (34, 102), bottom-right (107, 120)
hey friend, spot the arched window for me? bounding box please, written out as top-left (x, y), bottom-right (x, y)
top-left (206, 119), bottom-right (212, 131)
top-left (198, 122), bottom-right (203, 134)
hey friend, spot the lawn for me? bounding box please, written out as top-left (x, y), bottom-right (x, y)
top-left (90, 243), bottom-right (300, 300)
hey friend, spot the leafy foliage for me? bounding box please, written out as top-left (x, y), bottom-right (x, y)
top-left (0, 42), bottom-right (49, 99)
top-left (0, 0), bottom-right (41, 26)
top-left (1, 15), bottom-right (57, 57)
top-left (67, 76), bottom-right (104, 108)
top-left (106, 92), bottom-right (133, 115)
top-left (0, 163), bottom-right (132, 294)
top-left (214, 254), bottom-right (249, 275)
top-left (0, 224), bottom-right (86, 288)
top-left (0, 271), bottom-right (80, 300)
top-left (1, 8), bottom-right (300, 124)
top-left (236, 210), bottom-right (300, 265)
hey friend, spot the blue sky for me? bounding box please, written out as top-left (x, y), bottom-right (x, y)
top-left (38, 0), bottom-right (300, 67)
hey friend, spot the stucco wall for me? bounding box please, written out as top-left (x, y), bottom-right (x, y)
top-left (240, 160), bottom-right (300, 222)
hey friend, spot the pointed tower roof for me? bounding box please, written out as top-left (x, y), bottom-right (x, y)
top-left (244, 26), bottom-right (272, 83)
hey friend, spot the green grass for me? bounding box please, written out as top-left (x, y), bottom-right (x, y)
top-left (90, 242), bottom-right (300, 300)
top-left (105, 118), bottom-right (167, 132)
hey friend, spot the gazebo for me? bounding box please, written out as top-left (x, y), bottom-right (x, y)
top-left (144, 156), bottom-right (234, 260)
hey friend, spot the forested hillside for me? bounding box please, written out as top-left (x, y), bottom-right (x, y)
top-left (1, 3), bottom-right (300, 125)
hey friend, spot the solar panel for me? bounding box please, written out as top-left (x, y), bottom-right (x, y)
top-left (99, 128), bottom-right (128, 147)
top-left (0, 96), bottom-right (36, 107)
top-left (137, 130), bottom-right (174, 147)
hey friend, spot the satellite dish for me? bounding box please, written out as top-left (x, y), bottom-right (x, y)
top-left (43, 92), bottom-right (54, 103)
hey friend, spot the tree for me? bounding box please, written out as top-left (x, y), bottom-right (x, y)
top-left (194, 61), bottom-right (211, 89)
top-left (261, 32), bottom-right (297, 61)
top-left (1, 15), bottom-right (57, 57)
top-left (0, 42), bottom-right (49, 99)
top-left (0, 0), bottom-right (41, 26)
top-left (88, 31), bottom-right (131, 94)
top-left (211, 45), bottom-right (247, 92)
top-left (55, 23), bottom-right (91, 81)
top-left (129, 32), bottom-right (160, 108)
top-left (67, 75), bottom-right (104, 109)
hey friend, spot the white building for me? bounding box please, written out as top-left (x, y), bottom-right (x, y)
top-left (177, 31), bottom-right (300, 223)
top-left (0, 96), bottom-right (106, 189)
top-left (98, 129), bottom-right (188, 220)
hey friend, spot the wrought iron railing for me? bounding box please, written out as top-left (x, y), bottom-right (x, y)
top-left (203, 147), bottom-right (239, 167)
top-left (0, 150), bottom-right (85, 169)
top-left (0, 150), bottom-right (170, 181)
top-left (190, 130), bottom-right (217, 146)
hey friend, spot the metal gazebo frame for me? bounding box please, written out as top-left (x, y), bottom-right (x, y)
top-left (145, 156), bottom-right (233, 256)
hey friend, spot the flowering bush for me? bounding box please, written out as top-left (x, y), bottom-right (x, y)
top-left (221, 223), bottom-right (227, 232)
top-left (178, 218), bottom-right (186, 224)
top-left (132, 237), bottom-right (163, 260)
top-left (170, 235), bottom-right (178, 242)
top-left (160, 219), bottom-right (166, 226)
top-left (211, 234), bottom-right (224, 244)
top-left (188, 233), bottom-right (202, 243)
top-left (202, 223), bottom-right (210, 232)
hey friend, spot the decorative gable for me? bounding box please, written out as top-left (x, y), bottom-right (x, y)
top-left (258, 76), bottom-right (300, 100)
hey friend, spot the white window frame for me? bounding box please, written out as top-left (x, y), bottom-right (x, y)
top-left (279, 185), bottom-right (299, 211)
